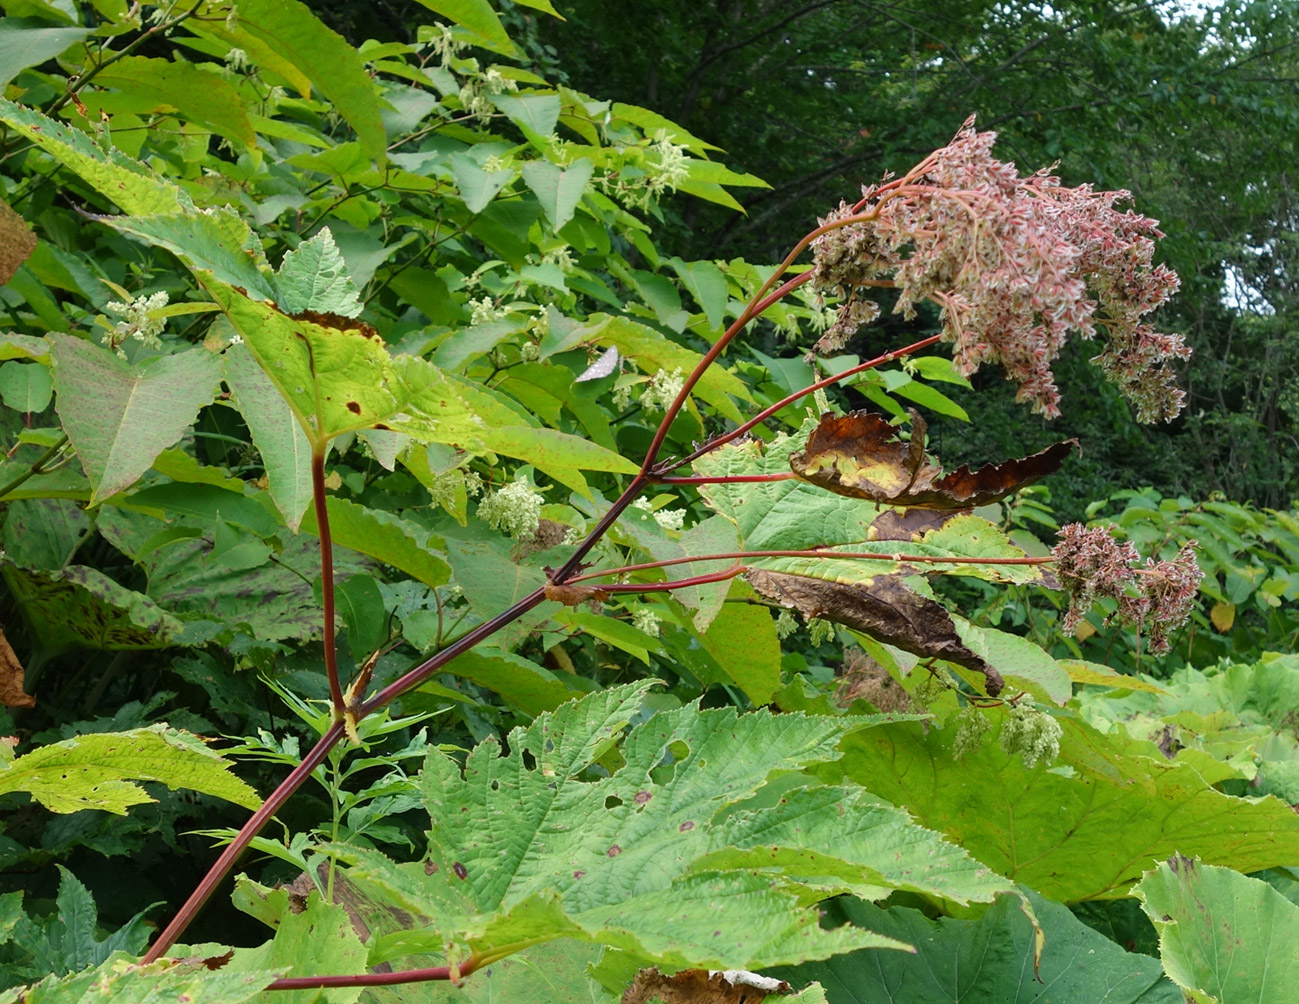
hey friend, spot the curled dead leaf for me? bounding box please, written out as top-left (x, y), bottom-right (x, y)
top-left (791, 409), bottom-right (1075, 509)
top-left (747, 568), bottom-right (1004, 695)
top-left (0, 628), bottom-right (35, 709)
top-left (622, 967), bottom-right (792, 1004)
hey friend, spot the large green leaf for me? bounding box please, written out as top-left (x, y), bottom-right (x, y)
top-left (1135, 858), bottom-right (1299, 1004)
top-left (90, 55), bottom-right (256, 149)
top-left (769, 890), bottom-right (1179, 1004)
top-left (49, 335), bottom-right (223, 504)
top-left (1, 562), bottom-right (181, 652)
top-left (235, 0), bottom-right (388, 161)
top-left (521, 158), bottom-right (593, 232)
top-left (0, 98), bottom-right (184, 216)
top-left (224, 345), bottom-right (313, 530)
top-left (0, 724), bottom-right (259, 814)
top-left (829, 715), bottom-right (1299, 902)
top-left (0, 19), bottom-right (93, 88)
top-left (333, 683), bottom-right (1018, 974)
top-left (298, 495), bottom-right (451, 590)
top-left (414, 0), bottom-right (519, 55)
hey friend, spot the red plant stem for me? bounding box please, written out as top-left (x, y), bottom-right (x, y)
top-left (311, 448), bottom-right (345, 716)
top-left (268, 963), bottom-right (469, 990)
top-left (549, 473), bottom-right (650, 585)
top-left (359, 587), bottom-right (549, 714)
top-left (594, 566), bottom-right (745, 594)
top-left (143, 721), bottom-right (347, 963)
top-left (659, 333), bottom-right (945, 474)
top-left (653, 473), bottom-right (800, 485)
top-left (568, 549), bottom-right (1051, 584)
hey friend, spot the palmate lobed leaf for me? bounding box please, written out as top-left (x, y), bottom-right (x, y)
top-left (329, 683), bottom-right (1018, 974)
top-left (0, 724), bottom-right (259, 814)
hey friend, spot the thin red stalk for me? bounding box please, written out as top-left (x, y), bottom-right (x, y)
top-left (595, 566), bottom-right (744, 594)
top-left (311, 448), bottom-right (345, 716)
top-left (360, 587), bottom-right (549, 714)
top-left (549, 473), bottom-right (649, 584)
top-left (143, 722), bottom-right (346, 962)
top-left (660, 333), bottom-right (944, 474)
top-left (268, 963), bottom-right (468, 990)
top-left (653, 473), bottom-right (799, 485)
top-left (639, 200), bottom-right (898, 477)
top-left (568, 549), bottom-right (1051, 584)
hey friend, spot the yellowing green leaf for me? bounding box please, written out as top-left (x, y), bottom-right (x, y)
top-left (0, 725), bottom-right (260, 814)
top-left (92, 55), bottom-right (256, 149)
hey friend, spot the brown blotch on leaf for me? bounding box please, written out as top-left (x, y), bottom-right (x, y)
top-left (791, 409), bottom-right (1075, 509)
top-left (0, 629), bottom-right (36, 709)
top-left (291, 309), bottom-right (382, 341)
top-left (747, 568), bottom-right (1004, 695)
top-left (622, 967), bottom-right (793, 1004)
top-left (346, 401), bottom-right (361, 414)
top-left (866, 508), bottom-right (957, 542)
top-left (544, 581), bottom-right (609, 607)
top-left (0, 198), bottom-right (37, 285)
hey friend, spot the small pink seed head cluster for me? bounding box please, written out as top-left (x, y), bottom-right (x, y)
top-left (1052, 524), bottom-right (1203, 654)
top-left (810, 118), bottom-right (1187, 420)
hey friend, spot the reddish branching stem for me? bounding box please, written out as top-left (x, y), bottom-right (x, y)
top-left (311, 448), bottom-right (345, 716)
top-left (267, 962), bottom-right (472, 990)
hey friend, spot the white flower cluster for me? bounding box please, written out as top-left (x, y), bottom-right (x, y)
top-left (468, 296), bottom-right (508, 326)
top-left (631, 497), bottom-right (686, 531)
top-left (639, 367), bottom-right (685, 413)
top-left (101, 291), bottom-right (169, 357)
top-left (999, 704), bottom-right (1063, 768)
top-left (477, 477), bottom-right (543, 541)
top-left (951, 706), bottom-right (993, 760)
top-left (632, 608), bottom-right (662, 637)
top-left (646, 130), bottom-right (690, 197)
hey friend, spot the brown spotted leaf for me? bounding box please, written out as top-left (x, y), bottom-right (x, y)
top-left (791, 410), bottom-right (1075, 509)
top-left (747, 568), bottom-right (1004, 695)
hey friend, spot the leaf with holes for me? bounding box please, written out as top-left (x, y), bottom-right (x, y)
top-left (0, 724), bottom-right (259, 814)
top-left (327, 682), bottom-right (1019, 974)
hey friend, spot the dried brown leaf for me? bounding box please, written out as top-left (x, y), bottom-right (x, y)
top-left (791, 410), bottom-right (1075, 509)
top-left (544, 581), bottom-right (609, 607)
top-left (747, 568), bottom-right (1004, 695)
top-left (622, 967), bottom-right (792, 1004)
top-left (0, 628), bottom-right (35, 708)
top-left (0, 199), bottom-right (36, 286)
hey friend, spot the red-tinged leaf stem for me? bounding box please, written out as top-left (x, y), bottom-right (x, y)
top-left (652, 473), bottom-right (800, 485)
top-left (267, 963), bottom-right (469, 990)
top-left (568, 550), bottom-right (1051, 585)
top-left (656, 333), bottom-right (945, 475)
top-left (594, 565), bottom-right (745, 594)
top-left (143, 721), bottom-right (347, 963)
top-left (311, 447), bottom-right (346, 717)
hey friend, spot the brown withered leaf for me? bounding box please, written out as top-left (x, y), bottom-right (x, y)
top-left (0, 198), bottom-right (36, 286)
top-left (747, 568), bottom-right (1004, 695)
top-left (791, 410), bottom-right (1075, 509)
top-left (0, 628), bottom-right (35, 709)
top-left (622, 967), bottom-right (792, 1004)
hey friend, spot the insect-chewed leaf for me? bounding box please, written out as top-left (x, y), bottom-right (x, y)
top-left (0, 724), bottom-right (260, 814)
top-left (791, 409), bottom-right (1075, 509)
top-left (327, 682), bottom-right (1018, 973)
top-left (746, 568), bottom-right (1004, 696)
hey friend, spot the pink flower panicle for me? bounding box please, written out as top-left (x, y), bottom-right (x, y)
top-left (1052, 524), bottom-right (1203, 654)
top-left (810, 118), bottom-right (1187, 421)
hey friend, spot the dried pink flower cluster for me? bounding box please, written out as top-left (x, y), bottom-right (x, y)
top-left (1052, 523), bottom-right (1203, 654)
top-left (810, 118), bottom-right (1188, 420)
